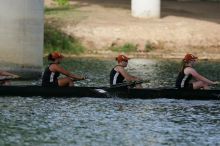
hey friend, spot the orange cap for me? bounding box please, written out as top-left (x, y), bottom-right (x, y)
top-left (116, 55), bottom-right (130, 63)
top-left (183, 53), bottom-right (198, 62)
top-left (51, 51), bottom-right (64, 59)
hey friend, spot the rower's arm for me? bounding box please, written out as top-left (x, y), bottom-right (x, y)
top-left (117, 67), bottom-right (139, 81)
top-left (0, 70), bottom-right (3, 75)
top-left (0, 71), bottom-right (19, 77)
top-left (51, 65), bottom-right (84, 80)
top-left (188, 68), bottom-right (215, 85)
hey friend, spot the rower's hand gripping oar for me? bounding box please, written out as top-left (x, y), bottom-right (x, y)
top-left (211, 81), bottom-right (220, 89)
top-left (213, 81), bottom-right (220, 85)
top-left (71, 75), bottom-right (88, 82)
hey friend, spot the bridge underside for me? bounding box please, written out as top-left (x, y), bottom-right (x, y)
top-left (0, 0), bottom-right (44, 79)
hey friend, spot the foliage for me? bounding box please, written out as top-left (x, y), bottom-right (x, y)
top-left (145, 41), bottom-right (165, 52)
top-left (110, 43), bottom-right (137, 52)
top-left (45, 6), bottom-right (71, 13)
top-left (44, 24), bottom-right (85, 54)
top-left (53, 0), bottom-right (69, 6)
top-left (145, 43), bottom-right (156, 52)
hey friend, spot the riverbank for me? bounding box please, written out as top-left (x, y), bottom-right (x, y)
top-left (44, 0), bottom-right (220, 59)
top-left (45, 51), bottom-right (220, 60)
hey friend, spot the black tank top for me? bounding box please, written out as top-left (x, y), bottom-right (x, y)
top-left (176, 67), bottom-right (193, 89)
top-left (42, 63), bottom-right (60, 87)
top-left (110, 66), bottom-right (125, 86)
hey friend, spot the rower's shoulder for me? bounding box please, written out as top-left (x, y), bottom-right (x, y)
top-left (184, 66), bottom-right (195, 71)
top-left (184, 67), bottom-right (196, 74)
top-left (49, 63), bottom-right (61, 71)
top-left (114, 65), bottom-right (124, 71)
top-left (49, 63), bottom-right (59, 67)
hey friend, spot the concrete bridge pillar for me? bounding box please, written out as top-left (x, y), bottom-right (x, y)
top-left (0, 0), bottom-right (44, 79)
top-left (131, 0), bottom-right (161, 18)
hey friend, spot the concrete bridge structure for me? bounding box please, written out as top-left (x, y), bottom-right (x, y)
top-left (0, 0), bottom-right (44, 79)
top-left (132, 0), bottom-right (160, 18)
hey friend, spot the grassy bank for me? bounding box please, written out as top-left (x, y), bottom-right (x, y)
top-left (109, 42), bottom-right (159, 53)
top-left (44, 24), bottom-right (85, 54)
top-left (44, 4), bottom-right (88, 54)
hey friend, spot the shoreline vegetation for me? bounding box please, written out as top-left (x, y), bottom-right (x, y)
top-left (44, 24), bottom-right (85, 54)
top-left (44, 0), bottom-right (220, 59)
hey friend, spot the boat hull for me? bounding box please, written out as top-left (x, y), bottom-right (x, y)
top-left (123, 88), bottom-right (220, 100)
top-left (0, 86), bottom-right (220, 100)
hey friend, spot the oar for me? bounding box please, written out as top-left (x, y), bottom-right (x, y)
top-left (94, 80), bottom-right (149, 95)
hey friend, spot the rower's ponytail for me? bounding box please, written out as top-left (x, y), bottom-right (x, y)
top-left (48, 53), bottom-right (55, 61)
top-left (180, 60), bottom-right (187, 72)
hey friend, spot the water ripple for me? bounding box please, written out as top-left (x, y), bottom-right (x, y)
top-left (1, 97), bottom-right (220, 146)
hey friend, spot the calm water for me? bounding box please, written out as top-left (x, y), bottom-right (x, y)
top-left (1, 58), bottom-right (220, 146)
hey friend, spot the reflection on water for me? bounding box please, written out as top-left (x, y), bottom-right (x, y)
top-left (1, 58), bottom-right (220, 145)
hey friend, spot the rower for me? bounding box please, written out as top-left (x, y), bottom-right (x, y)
top-left (42, 51), bottom-right (85, 87)
top-left (0, 70), bottom-right (19, 85)
top-left (176, 53), bottom-right (219, 90)
top-left (110, 54), bottom-right (142, 88)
